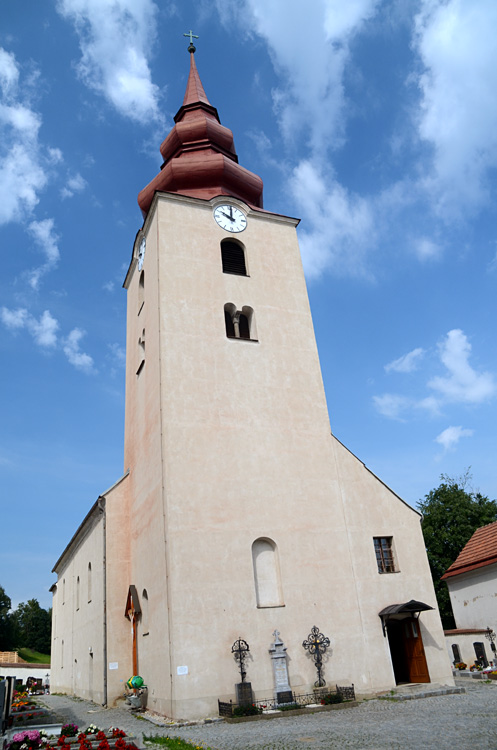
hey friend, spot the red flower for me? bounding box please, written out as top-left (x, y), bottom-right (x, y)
top-left (111, 729), bottom-right (126, 739)
top-left (96, 732), bottom-right (106, 741)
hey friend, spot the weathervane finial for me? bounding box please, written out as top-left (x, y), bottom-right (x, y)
top-left (183, 29), bottom-right (199, 53)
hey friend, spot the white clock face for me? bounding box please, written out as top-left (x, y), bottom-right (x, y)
top-left (213, 204), bottom-right (247, 233)
top-left (137, 237), bottom-right (146, 270)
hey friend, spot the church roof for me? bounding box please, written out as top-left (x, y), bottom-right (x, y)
top-left (441, 520), bottom-right (497, 580)
top-left (138, 49), bottom-right (263, 217)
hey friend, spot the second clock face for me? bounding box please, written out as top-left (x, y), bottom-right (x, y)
top-left (213, 204), bottom-right (247, 233)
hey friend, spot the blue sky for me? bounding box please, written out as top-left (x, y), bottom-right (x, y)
top-left (1, 0), bottom-right (497, 610)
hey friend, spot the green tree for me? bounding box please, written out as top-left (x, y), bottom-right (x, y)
top-left (11, 599), bottom-right (52, 654)
top-left (419, 472), bottom-right (497, 629)
top-left (0, 585), bottom-right (14, 650)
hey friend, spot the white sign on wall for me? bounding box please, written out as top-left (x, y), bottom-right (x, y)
top-left (177, 666), bottom-right (188, 675)
top-left (109, 662), bottom-right (119, 670)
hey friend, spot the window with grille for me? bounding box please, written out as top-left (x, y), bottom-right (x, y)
top-left (374, 537), bottom-right (396, 573)
top-left (221, 240), bottom-right (247, 275)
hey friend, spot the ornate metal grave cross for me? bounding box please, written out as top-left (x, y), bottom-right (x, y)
top-left (183, 30), bottom-right (199, 53)
top-left (231, 637), bottom-right (250, 682)
top-left (302, 625), bottom-right (330, 687)
top-left (485, 626), bottom-right (497, 657)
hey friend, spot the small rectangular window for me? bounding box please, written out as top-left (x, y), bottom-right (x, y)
top-left (374, 537), bottom-right (396, 573)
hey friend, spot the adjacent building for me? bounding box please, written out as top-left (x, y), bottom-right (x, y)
top-left (442, 520), bottom-right (497, 667)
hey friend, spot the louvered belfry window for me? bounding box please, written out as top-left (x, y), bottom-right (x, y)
top-left (221, 240), bottom-right (247, 275)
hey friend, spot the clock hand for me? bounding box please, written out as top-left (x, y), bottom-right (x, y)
top-left (229, 206), bottom-right (234, 220)
top-left (221, 211), bottom-right (234, 221)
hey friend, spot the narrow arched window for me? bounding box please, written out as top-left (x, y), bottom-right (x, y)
top-left (142, 589), bottom-right (149, 635)
top-left (138, 271), bottom-right (145, 312)
top-left (88, 563), bottom-right (92, 603)
top-left (221, 239), bottom-right (247, 275)
top-left (239, 313), bottom-right (250, 339)
top-left (252, 538), bottom-right (284, 608)
top-left (224, 304), bottom-right (236, 338)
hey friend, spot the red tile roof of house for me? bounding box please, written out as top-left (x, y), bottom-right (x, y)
top-left (441, 520), bottom-right (497, 579)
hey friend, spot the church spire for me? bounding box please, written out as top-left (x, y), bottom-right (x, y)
top-left (137, 44), bottom-right (263, 217)
top-left (182, 43), bottom-right (210, 108)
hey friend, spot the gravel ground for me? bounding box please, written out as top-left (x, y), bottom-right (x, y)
top-left (38, 678), bottom-right (497, 750)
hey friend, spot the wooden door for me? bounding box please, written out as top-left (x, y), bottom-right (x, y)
top-left (403, 618), bottom-right (430, 683)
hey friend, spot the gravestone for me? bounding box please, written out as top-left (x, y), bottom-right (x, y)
top-left (269, 630), bottom-right (292, 704)
top-left (235, 681), bottom-right (253, 706)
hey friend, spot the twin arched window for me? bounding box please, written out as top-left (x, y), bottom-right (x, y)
top-left (224, 304), bottom-right (256, 340)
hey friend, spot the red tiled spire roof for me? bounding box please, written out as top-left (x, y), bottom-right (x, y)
top-left (441, 520), bottom-right (497, 579)
top-left (181, 50), bottom-right (210, 107)
top-left (138, 50), bottom-right (263, 217)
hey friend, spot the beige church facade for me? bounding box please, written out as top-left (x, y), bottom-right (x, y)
top-left (50, 48), bottom-right (454, 719)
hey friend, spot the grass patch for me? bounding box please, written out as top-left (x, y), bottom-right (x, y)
top-left (143, 736), bottom-right (213, 750)
top-left (18, 648), bottom-right (51, 664)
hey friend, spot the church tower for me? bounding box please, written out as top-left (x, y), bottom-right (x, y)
top-left (50, 44), bottom-right (453, 719)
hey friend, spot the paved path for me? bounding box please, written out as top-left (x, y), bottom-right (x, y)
top-left (39, 679), bottom-right (497, 750)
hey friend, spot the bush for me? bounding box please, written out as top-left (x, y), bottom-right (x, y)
top-left (143, 737), bottom-right (214, 749)
top-left (320, 692), bottom-right (343, 705)
top-left (232, 703), bottom-right (262, 717)
top-left (60, 724), bottom-right (79, 737)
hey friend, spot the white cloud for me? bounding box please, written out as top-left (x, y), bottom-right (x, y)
top-left (372, 393), bottom-right (411, 420)
top-left (108, 342), bottom-right (126, 365)
top-left (214, 0), bottom-right (380, 280)
top-left (435, 425), bottom-right (474, 452)
top-left (103, 280), bottom-right (115, 292)
top-left (428, 329), bottom-right (495, 404)
top-left (0, 48), bottom-right (61, 229)
top-left (25, 219), bottom-right (60, 289)
top-left (413, 236), bottom-right (442, 261)
top-left (385, 347), bottom-right (425, 373)
top-left (60, 172), bottom-right (87, 199)
top-left (0, 307), bottom-right (58, 348)
top-left (29, 310), bottom-right (59, 348)
top-left (1, 307), bottom-right (96, 372)
top-left (56, 0), bottom-right (163, 124)
top-left (220, 0), bottom-right (379, 152)
top-left (63, 328), bottom-right (95, 372)
top-left (413, 0), bottom-right (497, 218)
top-left (0, 48), bottom-right (19, 96)
top-left (0, 307), bottom-right (29, 330)
top-left (290, 160), bottom-right (374, 279)
top-left (375, 329), bottom-right (495, 422)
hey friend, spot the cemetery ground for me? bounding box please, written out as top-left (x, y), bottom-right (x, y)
top-left (31, 676), bottom-right (497, 750)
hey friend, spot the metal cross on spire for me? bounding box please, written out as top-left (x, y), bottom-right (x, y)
top-left (183, 30), bottom-right (199, 53)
